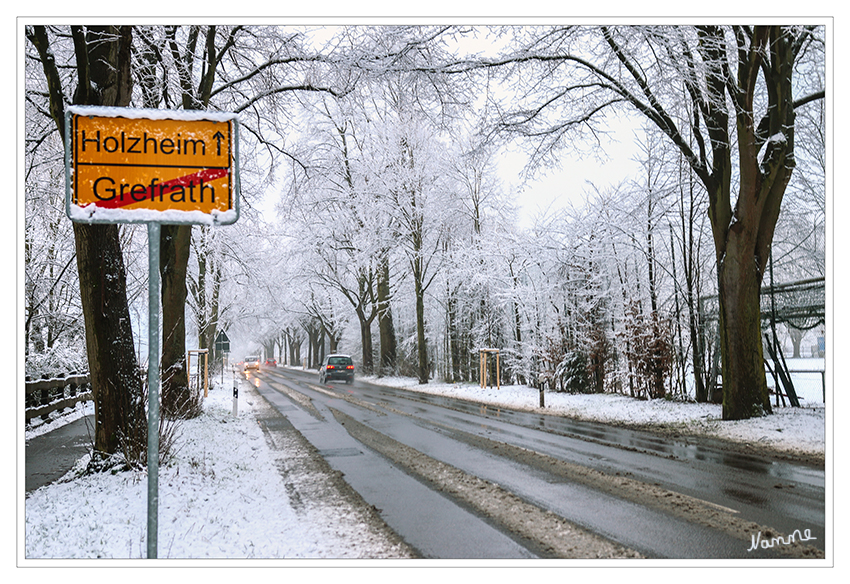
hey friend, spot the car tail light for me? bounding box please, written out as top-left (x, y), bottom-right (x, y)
top-left (346, 365), bottom-right (354, 370)
top-left (327, 365), bottom-right (335, 370)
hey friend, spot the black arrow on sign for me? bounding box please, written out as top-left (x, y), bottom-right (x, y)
top-left (213, 131), bottom-right (225, 156)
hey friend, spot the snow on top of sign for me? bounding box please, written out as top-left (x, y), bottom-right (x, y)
top-left (67, 105), bottom-right (237, 123)
top-left (68, 203), bottom-right (238, 226)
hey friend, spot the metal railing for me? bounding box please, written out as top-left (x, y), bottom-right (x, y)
top-left (784, 369), bottom-right (826, 404)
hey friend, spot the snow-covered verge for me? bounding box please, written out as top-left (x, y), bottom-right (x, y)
top-left (23, 383), bottom-right (402, 561)
top-left (362, 375), bottom-right (826, 462)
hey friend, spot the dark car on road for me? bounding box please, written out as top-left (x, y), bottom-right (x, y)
top-left (264, 358), bottom-right (277, 367)
top-left (319, 354), bottom-right (355, 384)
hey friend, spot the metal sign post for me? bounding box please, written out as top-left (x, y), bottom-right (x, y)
top-left (65, 106), bottom-right (240, 559)
top-left (146, 223), bottom-right (160, 559)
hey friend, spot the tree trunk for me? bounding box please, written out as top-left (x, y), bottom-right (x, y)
top-left (28, 25), bottom-right (144, 459)
top-left (305, 321), bottom-right (322, 368)
top-left (287, 328), bottom-right (302, 366)
top-left (787, 325), bottom-right (803, 359)
top-left (358, 311), bottom-right (373, 372)
top-left (687, 293), bottom-right (708, 402)
top-left (285, 333), bottom-right (291, 366)
top-left (196, 230), bottom-right (220, 362)
top-left (415, 267), bottom-right (429, 384)
top-left (697, 26), bottom-right (796, 419)
top-left (263, 340), bottom-right (276, 361)
top-left (717, 238), bottom-right (772, 418)
top-left (447, 286), bottom-right (462, 383)
top-left (680, 175), bottom-right (708, 402)
top-left (377, 255), bottom-right (397, 375)
top-left (79, 26), bottom-right (146, 458)
top-left (207, 259), bottom-right (222, 366)
top-left (75, 222), bottom-right (145, 457)
top-left (159, 25), bottom-right (219, 417)
top-left (511, 274), bottom-right (525, 386)
top-left (160, 224), bottom-right (193, 418)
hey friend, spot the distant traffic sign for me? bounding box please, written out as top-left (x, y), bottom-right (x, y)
top-left (65, 106), bottom-right (239, 225)
top-left (214, 330), bottom-right (230, 353)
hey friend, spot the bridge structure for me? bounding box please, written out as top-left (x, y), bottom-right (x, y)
top-left (699, 276), bottom-right (825, 407)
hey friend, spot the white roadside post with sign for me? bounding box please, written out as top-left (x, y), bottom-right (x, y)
top-left (64, 106), bottom-right (240, 559)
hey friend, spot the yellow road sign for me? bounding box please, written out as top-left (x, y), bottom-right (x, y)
top-left (66, 106), bottom-right (239, 225)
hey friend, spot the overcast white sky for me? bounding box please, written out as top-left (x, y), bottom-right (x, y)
top-left (499, 115), bottom-right (645, 229)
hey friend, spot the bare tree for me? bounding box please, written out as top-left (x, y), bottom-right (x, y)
top-left (431, 25), bottom-right (824, 419)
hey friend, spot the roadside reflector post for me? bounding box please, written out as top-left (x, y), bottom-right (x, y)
top-left (232, 374), bottom-right (239, 416)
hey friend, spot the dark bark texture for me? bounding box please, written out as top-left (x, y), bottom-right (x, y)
top-left (28, 25), bottom-right (144, 457)
top-left (160, 224), bottom-right (194, 418)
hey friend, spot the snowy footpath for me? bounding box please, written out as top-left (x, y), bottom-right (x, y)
top-left (22, 371), bottom-right (826, 562)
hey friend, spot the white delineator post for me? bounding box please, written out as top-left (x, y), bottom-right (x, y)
top-left (232, 373), bottom-right (239, 416)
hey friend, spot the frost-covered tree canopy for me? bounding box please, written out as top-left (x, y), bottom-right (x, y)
top-left (26, 25), bottom-right (825, 417)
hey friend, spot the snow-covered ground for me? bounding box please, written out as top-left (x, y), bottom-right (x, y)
top-left (24, 383), bottom-right (405, 561)
top-left (23, 371), bottom-right (827, 562)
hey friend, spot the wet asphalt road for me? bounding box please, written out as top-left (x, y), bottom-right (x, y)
top-left (25, 415), bottom-right (93, 493)
top-left (248, 366), bottom-right (825, 560)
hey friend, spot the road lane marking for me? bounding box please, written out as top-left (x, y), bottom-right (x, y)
top-left (697, 499), bottom-right (740, 515)
top-left (306, 383), bottom-right (342, 398)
